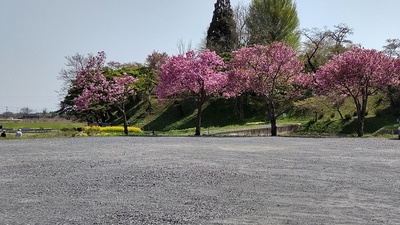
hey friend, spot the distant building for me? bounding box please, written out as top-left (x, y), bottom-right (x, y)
top-left (21, 114), bottom-right (40, 119)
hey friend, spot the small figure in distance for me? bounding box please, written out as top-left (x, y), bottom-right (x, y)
top-left (398, 126), bottom-right (400, 140)
top-left (397, 117), bottom-right (400, 140)
top-left (16, 129), bottom-right (22, 138)
top-left (1, 130), bottom-right (6, 138)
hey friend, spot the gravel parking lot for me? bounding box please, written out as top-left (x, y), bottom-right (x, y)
top-left (1, 136), bottom-right (400, 224)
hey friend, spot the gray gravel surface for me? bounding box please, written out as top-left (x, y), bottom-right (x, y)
top-left (1, 137), bottom-right (400, 224)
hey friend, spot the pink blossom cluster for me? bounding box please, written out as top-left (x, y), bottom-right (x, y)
top-left (157, 42), bottom-right (306, 102)
top-left (75, 51), bottom-right (107, 90)
top-left (156, 50), bottom-right (227, 99)
top-left (313, 46), bottom-right (400, 136)
top-left (74, 52), bottom-right (137, 111)
top-left (226, 42), bottom-right (304, 97)
top-left (107, 76), bottom-right (137, 103)
top-left (157, 50), bottom-right (227, 99)
top-left (315, 47), bottom-right (399, 97)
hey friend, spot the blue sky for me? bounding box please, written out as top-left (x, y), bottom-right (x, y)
top-left (1, 0), bottom-right (399, 113)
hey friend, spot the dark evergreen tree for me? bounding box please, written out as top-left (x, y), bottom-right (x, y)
top-left (206, 0), bottom-right (238, 55)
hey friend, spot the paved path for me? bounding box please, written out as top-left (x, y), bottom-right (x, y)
top-left (1, 137), bottom-right (400, 224)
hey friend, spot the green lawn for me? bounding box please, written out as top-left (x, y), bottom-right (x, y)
top-left (0, 119), bottom-right (84, 130)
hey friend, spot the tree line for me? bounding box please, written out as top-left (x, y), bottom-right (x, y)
top-left (57, 0), bottom-right (400, 137)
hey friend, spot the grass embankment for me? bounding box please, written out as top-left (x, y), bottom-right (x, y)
top-left (128, 94), bottom-right (400, 137)
top-left (294, 95), bottom-right (399, 137)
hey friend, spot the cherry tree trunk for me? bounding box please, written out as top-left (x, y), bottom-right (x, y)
top-left (356, 104), bottom-right (367, 138)
top-left (354, 94), bottom-right (368, 137)
top-left (120, 105), bottom-right (129, 136)
top-left (267, 99), bottom-right (277, 136)
top-left (123, 114), bottom-right (128, 136)
top-left (357, 117), bottom-right (365, 137)
top-left (270, 118), bottom-right (277, 136)
top-left (195, 100), bottom-right (203, 136)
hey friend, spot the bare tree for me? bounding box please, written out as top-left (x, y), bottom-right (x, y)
top-left (2, 111), bottom-right (14, 119)
top-left (57, 53), bottom-right (90, 98)
top-left (300, 24), bottom-right (355, 118)
top-left (233, 1), bottom-right (250, 48)
top-left (42, 108), bottom-right (48, 118)
top-left (383, 38), bottom-right (400, 57)
top-left (327, 23), bottom-right (354, 55)
top-left (176, 39), bottom-right (193, 54)
top-left (106, 61), bottom-right (123, 69)
top-left (20, 107), bottom-right (33, 115)
top-left (301, 24), bottom-right (354, 73)
top-left (382, 38), bottom-right (400, 108)
top-left (145, 51), bottom-right (169, 72)
top-left (197, 31), bottom-right (208, 52)
top-left (144, 51), bottom-right (170, 109)
top-left (301, 27), bottom-right (331, 73)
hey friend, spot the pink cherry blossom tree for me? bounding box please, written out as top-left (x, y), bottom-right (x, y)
top-left (157, 50), bottom-right (227, 136)
top-left (315, 47), bottom-right (398, 137)
top-left (74, 51), bottom-right (137, 135)
top-left (75, 52), bottom-right (108, 110)
top-left (227, 42), bottom-right (304, 136)
top-left (107, 75), bottom-right (137, 135)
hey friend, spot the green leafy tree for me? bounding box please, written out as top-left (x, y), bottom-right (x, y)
top-left (206, 0), bottom-right (238, 55)
top-left (246, 0), bottom-right (300, 48)
top-left (101, 63), bottom-right (158, 126)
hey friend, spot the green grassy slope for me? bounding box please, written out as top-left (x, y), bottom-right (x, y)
top-left (129, 97), bottom-right (265, 132)
top-left (126, 94), bottom-right (400, 137)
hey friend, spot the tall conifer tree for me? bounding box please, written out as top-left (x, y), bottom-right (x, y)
top-left (206, 0), bottom-right (238, 55)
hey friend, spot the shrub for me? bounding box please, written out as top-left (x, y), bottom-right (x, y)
top-left (375, 110), bottom-right (382, 117)
top-left (298, 118), bottom-right (341, 134)
top-left (344, 114), bottom-right (352, 121)
top-left (61, 127), bottom-right (71, 132)
top-left (75, 132), bottom-right (88, 137)
top-left (84, 126), bottom-right (143, 135)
